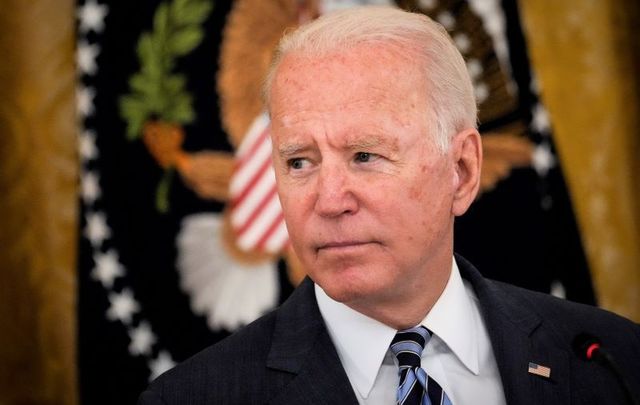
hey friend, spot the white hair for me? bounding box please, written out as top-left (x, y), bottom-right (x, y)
top-left (264, 6), bottom-right (477, 152)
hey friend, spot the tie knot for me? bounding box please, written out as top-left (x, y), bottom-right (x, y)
top-left (390, 326), bottom-right (431, 369)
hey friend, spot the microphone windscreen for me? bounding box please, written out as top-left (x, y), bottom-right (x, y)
top-left (572, 333), bottom-right (601, 361)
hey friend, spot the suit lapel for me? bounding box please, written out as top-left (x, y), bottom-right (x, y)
top-left (266, 278), bottom-right (358, 405)
top-left (456, 254), bottom-right (570, 405)
top-left (265, 256), bottom-right (573, 404)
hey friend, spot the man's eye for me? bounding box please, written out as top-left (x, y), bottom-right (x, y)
top-left (355, 152), bottom-right (376, 163)
top-left (288, 158), bottom-right (306, 170)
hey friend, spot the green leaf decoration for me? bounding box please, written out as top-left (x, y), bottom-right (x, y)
top-left (168, 28), bottom-right (203, 56)
top-left (120, 96), bottom-right (149, 139)
top-left (118, 0), bottom-right (213, 213)
top-left (119, 0), bottom-right (213, 139)
top-left (155, 169), bottom-right (175, 213)
top-left (153, 4), bottom-right (170, 40)
top-left (166, 93), bottom-right (194, 123)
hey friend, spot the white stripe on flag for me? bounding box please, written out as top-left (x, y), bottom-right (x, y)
top-left (229, 112), bottom-right (289, 253)
top-left (236, 194), bottom-right (282, 251)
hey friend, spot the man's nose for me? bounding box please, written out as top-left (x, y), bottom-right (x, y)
top-left (314, 164), bottom-right (359, 218)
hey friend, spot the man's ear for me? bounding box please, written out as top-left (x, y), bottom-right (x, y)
top-left (451, 128), bottom-right (482, 217)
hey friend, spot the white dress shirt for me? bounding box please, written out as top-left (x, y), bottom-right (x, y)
top-left (315, 258), bottom-right (506, 405)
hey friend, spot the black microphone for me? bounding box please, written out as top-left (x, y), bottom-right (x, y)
top-left (572, 333), bottom-right (640, 405)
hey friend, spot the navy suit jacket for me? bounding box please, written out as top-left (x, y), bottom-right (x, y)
top-left (139, 255), bottom-right (640, 404)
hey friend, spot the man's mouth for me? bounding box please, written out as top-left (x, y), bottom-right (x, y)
top-left (316, 240), bottom-right (377, 252)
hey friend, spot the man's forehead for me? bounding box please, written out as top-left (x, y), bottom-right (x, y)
top-left (270, 55), bottom-right (426, 116)
top-left (272, 43), bottom-right (420, 88)
top-left (272, 100), bottom-right (387, 126)
top-left (268, 43), bottom-right (431, 152)
top-left (279, 44), bottom-right (374, 66)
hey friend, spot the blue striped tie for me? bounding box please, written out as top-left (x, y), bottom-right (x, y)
top-left (390, 326), bottom-right (453, 405)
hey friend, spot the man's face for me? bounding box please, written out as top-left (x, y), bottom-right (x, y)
top-left (269, 45), bottom-right (459, 309)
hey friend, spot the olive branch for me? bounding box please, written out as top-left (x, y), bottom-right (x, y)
top-left (118, 0), bottom-right (213, 212)
top-left (119, 0), bottom-right (212, 138)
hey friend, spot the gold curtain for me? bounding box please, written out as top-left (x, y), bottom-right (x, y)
top-left (519, 1), bottom-right (640, 320)
top-left (0, 0), bottom-right (78, 404)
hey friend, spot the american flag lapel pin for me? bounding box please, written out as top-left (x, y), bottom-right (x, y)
top-left (528, 362), bottom-right (552, 378)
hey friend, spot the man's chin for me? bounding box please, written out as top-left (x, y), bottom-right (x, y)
top-left (316, 277), bottom-right (383, 305)
top-left (306, 259), bottom-right (391, 301)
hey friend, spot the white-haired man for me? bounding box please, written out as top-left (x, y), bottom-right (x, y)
top-left (140, 7), bottom-right (640, 405)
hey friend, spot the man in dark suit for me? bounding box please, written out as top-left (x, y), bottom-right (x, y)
top-left (139, 6), bottom-right (640, 404)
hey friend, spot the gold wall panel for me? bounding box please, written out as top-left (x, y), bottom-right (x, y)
top-left (0, 0), bottom-right (78, 404)
top-left (519, 0), bottom-right (640, 320)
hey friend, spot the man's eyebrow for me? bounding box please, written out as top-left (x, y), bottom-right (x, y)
top-left (276, 134), bottom-right (398, 157)
top-left (346, 134), bottom-right (398, 152)
top-left (277, 143), bottom-right (308, 158)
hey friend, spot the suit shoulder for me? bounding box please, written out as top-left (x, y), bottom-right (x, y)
top-left (140, 309), bottom-right (279, 404)
top-left (491, 279), bottom-right (640, 341)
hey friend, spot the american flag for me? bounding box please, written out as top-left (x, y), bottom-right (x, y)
top-left (528, 362), bottom-right (551, 378)
top-left (229, 112), bottom-right (289, 253)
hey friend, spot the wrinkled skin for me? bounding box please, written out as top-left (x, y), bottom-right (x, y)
top-left (269, 44), bottom-right (482, 328)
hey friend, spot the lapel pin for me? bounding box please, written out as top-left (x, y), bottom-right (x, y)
top-left (528, 362), bottom-right (551, 378)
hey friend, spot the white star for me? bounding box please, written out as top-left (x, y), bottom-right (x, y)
top-left (81, 171), bottom-right (101, 205)
top-left (84, 211), bottom-right (111, 247)
top-left (436, 11), bottom-right (455, 30)
top-left (107, 288), bottom-right (140, 325)
top-left (129, 321), bottom-right (157, 356)
top-left (77, 0), bottom-right (109, 34)
top-left (483, 11), bottom-right (503, 38)
top-left (77, 40), bottom-right (100, 76)
top-left (474, 82), bottom-right (489, 103)
top-left (453, 33), bottom-right (471, 54)
top-left (148, 350), bottom-right (176, 381)
top-left (79, 129), bottom-right (98, 162)
top-left (91, 249), bottom-right (124, 288)
top-left (466, 59), bottom-right (483, 79)
top-left (531, 103), bottom-right (551, 133)
top-left (77, 85), bottom-right (96, 118)
top-left (531, 142), bottom-right (556, 176)
top-left (418, 0), bottom-right (437, 10)
top-left (550, 280), bottom-right (566, 299)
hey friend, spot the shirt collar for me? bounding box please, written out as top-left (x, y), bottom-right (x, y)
top-left (315, 284), bottom-right (396, 399)
top-left (422, 259), bottom-right (480, 376)
top-left (315, 258), bottom-right (479, 399)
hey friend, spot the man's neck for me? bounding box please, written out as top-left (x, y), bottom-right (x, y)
top-left (344, 259), bottom-right (452, 330)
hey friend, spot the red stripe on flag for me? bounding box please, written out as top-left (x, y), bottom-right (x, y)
top-left (230, 157), bottom-right (272, 208)
top-left (228, 114), bottom-right (290, 253)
